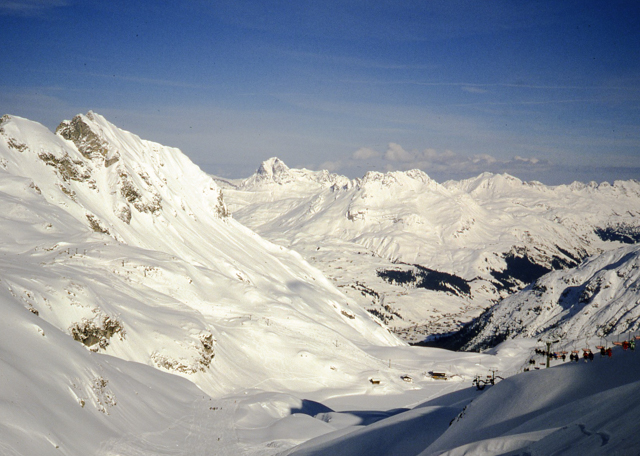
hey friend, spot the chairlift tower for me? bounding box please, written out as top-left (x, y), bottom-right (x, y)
top-left (544, 339), bottom-right (560, 368)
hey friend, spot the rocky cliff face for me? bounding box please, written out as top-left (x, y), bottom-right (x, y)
top-left (56, 112), bottom-right (118, 165)
top-left (239, 156), bottom-right (353, 190)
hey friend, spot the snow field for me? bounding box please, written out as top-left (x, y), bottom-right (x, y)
top-left (280, 341), bottom-right (640, 456)
top-left (1, 113), bottom-right (639, 455)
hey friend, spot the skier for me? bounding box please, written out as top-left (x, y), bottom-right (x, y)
top-left (607, 347), bottom-right (613, 358)
top-left (588, 351), bottom-right (594, 362)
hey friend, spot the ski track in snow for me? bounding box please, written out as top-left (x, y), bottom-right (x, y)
top-left (98, 396), bottom-right (242, 455)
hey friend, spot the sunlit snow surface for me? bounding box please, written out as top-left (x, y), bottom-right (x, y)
top-left (0, 114), bottom-right (639, 455)
top-left (222, 158), bottom-right (640, 342)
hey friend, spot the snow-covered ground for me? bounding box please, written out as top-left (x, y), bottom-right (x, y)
top-left (1, 112), bottom-right (639, 455)
top-left (283, 339), bottom-right (640, 456)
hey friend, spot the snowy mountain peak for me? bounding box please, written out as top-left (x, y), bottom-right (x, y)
top-left (447, 172), bottom-right (526, 195)
top-left (0, 112), bottom-right (401, 401)
top-left (240, 157), bottom-right (352, 190)
top-left (359, 169), bottom-right (437, 189)
top-left (245, 156), bottom-right (299, 186)
top-left (56, 112), bottom-right (120, 166)
top-left (224, 155), bottom-right (640, 346)
top-left (257, 156), bottom-right (290, 178)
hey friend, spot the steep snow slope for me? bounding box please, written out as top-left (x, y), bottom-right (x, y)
top-left (0, 282), bottom-right (233, 456)
top-left (462, 244), bottom-right (640, 351)
top-left (0, 113), bottom-right (401, 399)
top-left (423, 346), bottom-right (640, 456)
top-left (222, 159), bottom-right (640, 342)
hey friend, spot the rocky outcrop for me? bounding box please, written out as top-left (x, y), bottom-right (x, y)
top-left (56, 112), bottom-right (119, 166)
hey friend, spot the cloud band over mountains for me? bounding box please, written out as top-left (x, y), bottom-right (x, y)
top-left (345, 142), bottom-right (550, 178)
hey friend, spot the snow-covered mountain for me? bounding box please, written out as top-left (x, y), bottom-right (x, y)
top-left (0, 113), bottom-right (402, 399)
top-left (461, 244), bottom-right (640, 351)
top-left (221, 158), bottom-right (640, 342)
top-left (2, 114), bottom-right (639, 455)
top-left (238, 157), bottom-right (352, 190)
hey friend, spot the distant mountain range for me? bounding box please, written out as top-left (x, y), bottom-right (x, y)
top-left (221, 157), bottom-right (640, 344)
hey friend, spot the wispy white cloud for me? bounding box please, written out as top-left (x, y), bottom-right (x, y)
top-left (349, 79), bottom-right (640, 92)
top-left (511, 156), bottom-right (541, 165)
top-left (0, 0), bottom-right (68, 16)
top-left (363, 143), bottom-right (551, 178)
top-left (461, 86), bottom-right (488, 94)
top-left (318, 160), bottom-right (343, 173)
top-left (352, 147), bottom-right (379, 160)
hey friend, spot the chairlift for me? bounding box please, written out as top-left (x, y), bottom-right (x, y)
top-left (472, 370), bottom-right (503, 390)
top-left (473, 375), bottom-right (487, 390)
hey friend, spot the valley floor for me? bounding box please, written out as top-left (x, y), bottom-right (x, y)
top-left (93, 335), bottom-right (640, 456)
top-left (257, 338), bottom-right (640, 456)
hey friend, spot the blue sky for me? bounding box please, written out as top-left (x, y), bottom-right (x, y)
top-left (1, 0), bottom-right (639, 184)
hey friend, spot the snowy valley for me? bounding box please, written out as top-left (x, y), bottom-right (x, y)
top-left (221, 157), bottom-right (640, 346)
top-left (1, 112), bottom-right (639, 455)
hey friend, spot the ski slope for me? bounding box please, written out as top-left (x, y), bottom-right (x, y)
top-left (283, 340), bottom-right (640, 456)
